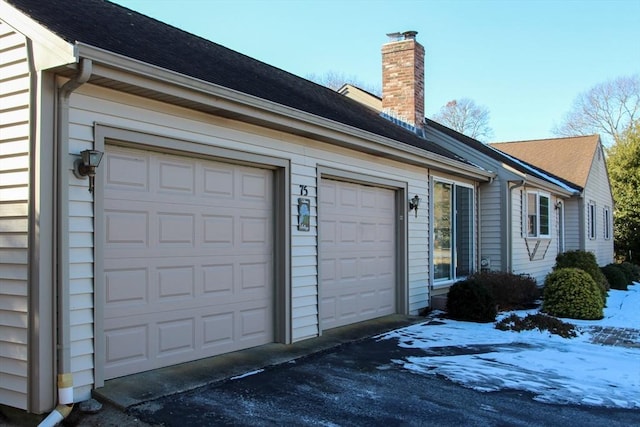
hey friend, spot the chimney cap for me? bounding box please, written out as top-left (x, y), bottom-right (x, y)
top-left (402, 30), bottom-right (418, 40)
top-left (386, 31), bottom-right (418, 42)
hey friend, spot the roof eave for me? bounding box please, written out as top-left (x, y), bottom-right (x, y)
top-left (74, 42), bottom-right (493, 181)
top-left (1, 0), bottom-right (76, 69)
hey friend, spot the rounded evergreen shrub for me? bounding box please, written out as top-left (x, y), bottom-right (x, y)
top-left (601, 264), bottom-right (628, 290)
top-left (446, 279), bottom-right (497, 323)
top-left (542, 268), bottom-right (604, 320)
top-left (468, 271), bottom-right (540, 310)
top-left (554, 250), bottom-right (609, 302)
top-left (620, 262), bottom-right (640, 282)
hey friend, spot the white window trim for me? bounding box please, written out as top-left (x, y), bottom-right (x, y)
top-left (603, 206), bottom-right (611, 240)
top-left (431, 178), bottom-right (475, 287)
top-left (524, 190), bottom-right (551, 239)
top-left (588, 200), bottom-right (597, 240)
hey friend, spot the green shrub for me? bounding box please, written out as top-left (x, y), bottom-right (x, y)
top-left (601, 264), bottom-right (628, 290)
top-left (620, 262), bottom-right (640, 282)
top-left (496, 313), bottom-right (577, 338)
top-left (542, 268), bottom-right (604, 320)
top-left (554, 250), bottom-right (609, 302)
top-left (446, 279), bottom-right (497, 323)
top-left (467, 271), bottom-right (540, 311)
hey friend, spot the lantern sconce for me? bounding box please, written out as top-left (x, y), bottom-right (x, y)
top-left (73, 149), bottom-right (104, 194)
top-left (409, 194), bottom-right (421, 218)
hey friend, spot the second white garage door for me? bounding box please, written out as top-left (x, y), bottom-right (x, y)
top-left (319, 179), bottom-right (396, 330)
top-left (102, 146), bottom-right (274, 379)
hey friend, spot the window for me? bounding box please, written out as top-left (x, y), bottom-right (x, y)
top-left (588, 201), bottom-right (597, 240)
top-left (603, 206), bottom-right (611, 240)
top-left (433, 180), bottom-right (474, 282)
top-left (526, 191), bottom-right (550, 238)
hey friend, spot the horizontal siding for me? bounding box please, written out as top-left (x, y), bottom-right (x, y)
top-left (407, 180), bottom-right (428, 314)
top-left (65, 83), bottom-right (436, 396)
top-left (582, 148), bottom-right (614, 265)
top-left (564, 200), bottom-right (580, 252)
top-left (291, 162), bottom-right (318, 340)
top-left (0, 20), bottom-right (30, 410)
top-left (479, 178), bottom-right (503, 271)
top-left (510, 188), bottom-right (561, 284)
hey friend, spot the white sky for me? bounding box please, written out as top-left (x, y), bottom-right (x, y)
top-left (381, 283), bottom-right (640, 409)
top-left (111, 0), bottom-right (640, 142)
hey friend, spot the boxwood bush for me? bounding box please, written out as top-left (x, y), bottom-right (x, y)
top-left (601, 264), bottom-right (628, 290)
top-left (554, 250), bottom-right (609, 302)
top-left (542, 268), bottom-right (604, 320)
top-left (446, 279), bottom-right (497, 323)
top-left (467, 271), bottom-right (540, 310)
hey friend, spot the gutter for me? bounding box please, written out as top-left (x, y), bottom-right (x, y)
top-left (44, 57), bottom-right (93, 426)
top-left (74, 43), bottom-right (494, 181)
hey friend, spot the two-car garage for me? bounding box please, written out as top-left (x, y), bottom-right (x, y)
top-left (99, 142), bottom-right (401, 380)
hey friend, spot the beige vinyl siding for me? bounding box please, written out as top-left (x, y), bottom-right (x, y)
top-left (290, 163), bottom-right (318, 339)
top-left (563, 199), bottom-right (581, 252)
top-left (478, 177), bottom-right (503, 271)
top-left (65, 83), bottom-right (431, 396)
top-left (510, 188), bottom-right (561, 284)
top-left (407, 179), bottom-right (428, 314)
top-left (66, 111), bottom-right (99, 400)
top-left (0, 20), bottom-right (30, 410)
top-left (582, 147), bottom-right (614, 265)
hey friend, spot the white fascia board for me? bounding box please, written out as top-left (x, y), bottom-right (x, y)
top-left (503, 163), bottom-right (577, 197)
top-left (76, 42), bottom-right (494, 181)
top-left (0, 1), bottom-right (76, 70)
top-left (524, 175), bottom-right (577, 197)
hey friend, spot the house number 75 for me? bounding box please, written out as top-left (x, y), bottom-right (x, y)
top-left (299, 185), bottom-right (308, 196)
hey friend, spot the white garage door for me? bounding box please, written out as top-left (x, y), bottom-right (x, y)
top-left (102, 146), bottom-right (274, 379)
top-left (319, 179), bottom-right (396, 330)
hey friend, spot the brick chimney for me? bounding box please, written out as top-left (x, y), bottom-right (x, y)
top-left (381, 31), bottom-right (425, 130)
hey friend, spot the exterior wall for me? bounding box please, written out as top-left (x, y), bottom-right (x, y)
top-left (563, 198), bottom-right (581, 252)
top-left (478, 176), bottom-right (504, 272)
top-left (581, 146), bottom-right (614, 265)
top-left (0, 20), bottom-right (30, 411)
top-left (510, 187), bottom-right (563, 284)
top-left (66, 83), bottom-right (435, 400)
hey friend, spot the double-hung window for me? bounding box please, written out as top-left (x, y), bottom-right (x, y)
top-left (526, 191), bottom-right (550, 238)
top-left (433, 180), bottom-right (474, 282)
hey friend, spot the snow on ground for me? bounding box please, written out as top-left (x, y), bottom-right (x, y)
top-left (381, 283), bottom-right (640, 409)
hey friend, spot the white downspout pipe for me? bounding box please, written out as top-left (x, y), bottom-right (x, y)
top-left (506, 180), bottom-right (526, 273)
top-left (41, 57), bottom-right (93, 427)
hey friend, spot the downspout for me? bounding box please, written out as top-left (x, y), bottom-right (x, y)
top-left (41, 58), bottom-right (93, 427)
top-left (506, 180), bottom-right (525, 272)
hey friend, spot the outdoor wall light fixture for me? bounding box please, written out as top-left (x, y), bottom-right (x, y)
top-left (73, 149), bottom-right (104, 193)
top-left (409, 194), bottom-right (421, 218)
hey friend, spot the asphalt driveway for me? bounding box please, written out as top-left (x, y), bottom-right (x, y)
top-left (6, 314), bottom-right (637, 426)
top-left (121, 336), bottom-right (638, 427)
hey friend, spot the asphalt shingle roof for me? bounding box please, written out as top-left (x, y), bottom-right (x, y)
top-left (6, 0), bottom-right (471, 164)
top-left (491, 135), bottom-right (600, 188)
top-left (425, 119), bottom-right (582, 192)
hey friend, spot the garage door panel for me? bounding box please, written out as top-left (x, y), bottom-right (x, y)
top-left (157, 318), bottom-right (195, 355)
top-left (157, 159), bottom-right (196, 194)
top-left (103, 146), bottom-right (274, 379)
top-left (104, 151), bottom-right (149, 191)
top-left (320, 179), bottom-right (396, 330)
top-left (105, 260), bottom-right (271, 314)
